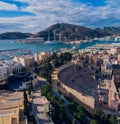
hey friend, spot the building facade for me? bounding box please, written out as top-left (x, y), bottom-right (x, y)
top-left (0, 61), bottom-right (23, 80)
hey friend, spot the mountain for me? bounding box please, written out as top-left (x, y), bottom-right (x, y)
top-left (34, 23), bottom-right (104, 42)
top-left (0, 32), bottom-right (32, 39)
top-left (1, 23), bottom-right (120, 41)
top-left (95, 26), bottom-right (120, 36)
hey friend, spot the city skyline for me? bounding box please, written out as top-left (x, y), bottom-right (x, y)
top-left (0, 0), bottom-right (120, 33)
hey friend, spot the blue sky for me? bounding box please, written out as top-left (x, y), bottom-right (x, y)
top-left (73, 0), bottom-right (107, 7)
top-left (0, 0), bottom-right (120, 33)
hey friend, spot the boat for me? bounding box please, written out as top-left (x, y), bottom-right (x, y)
top-left (19, 37), bottom-right (45, 44)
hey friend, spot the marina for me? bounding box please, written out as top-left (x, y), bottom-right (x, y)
top-left (0, 49), bottom-right (31, 61)
top-left (0, 39), bottom-right (119, 61)
top-left (86, 44), bottom-right (120, 51)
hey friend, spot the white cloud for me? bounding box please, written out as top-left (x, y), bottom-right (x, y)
top-left (0, 0), bottom-right (120, 33)
top-left (106, 0), bottom-right (120, 6)
top-left (0, 1), bottom-right (18, 11)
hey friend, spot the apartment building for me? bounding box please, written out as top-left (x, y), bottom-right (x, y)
top-left (13, 55), bottom-right (35, 67)
top-left (34, 52), bottom-right (50, 62)
top-left (0, 61), bottom-right (23, 80)
top-left (110, 47), bottom-right (120, 58)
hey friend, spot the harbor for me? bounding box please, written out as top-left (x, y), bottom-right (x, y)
top-left (0, 49), bottom-right (31, 61)
top-left (85, 44), bottom-right (120, 51)
top-left (0, 39), bottom-right (120, 61)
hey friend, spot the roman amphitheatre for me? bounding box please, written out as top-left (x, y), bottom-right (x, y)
top-left (57, 63), bottom-right (99, 111)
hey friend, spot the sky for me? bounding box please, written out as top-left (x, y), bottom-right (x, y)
top-left (0, 0), bottom-right (120, 33)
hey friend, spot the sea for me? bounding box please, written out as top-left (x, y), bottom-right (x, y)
top-left (0, 40), bottom-right (117, 52)
top-left (0, 39), bottom-right (119, 61)
top-left (0, 40), bottom-right (72, 53)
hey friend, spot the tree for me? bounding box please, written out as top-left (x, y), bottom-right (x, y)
top-left (50, 95), bottom-right (57, 104)
top-left (30, 81), bottom-right (33, 91)
top-left (64, 52), bottom-right (72, 61)
top-left (28, 86), bottom-right (31, 96)
top-left (47, 92), bottom-right (52, 100)
top-left (72, 118), bottom-right (77, 124)
top-left (58, 98), bottom-right (64, 105)
top-left (58, 99), bottom-right (64, 123)
top-left (45, 61), bottom-right (52, 71)
top-left (24, 90), bottom-right (28, 103)
top-left (68, 102), bottom-right (77, 112)
top-left (52, 52), bottom-right (72, 68)
top-left (95, 109), bottom-right (106, 123)
top-left (41, 84), bottom-right (52, 97)
top-left (73, 105), bottom-right (88, 123)
top-left (47, 73), bottom-right (52, 83)
top-left (51, 52), bottom-right (57, 59)
top-left (59, 106), bottom-right (64, 123)
top-left (58, 58), bottom-right (64, 65)
top-left (23, 90), bottom-right (29, 117)
top-left (24, 99), bottom-right (29, 116)
top-left (109, 115), bottom-right (118, 124)
top-left (53, 59), bottom-right (59, 68)
top-left (90, 119), bottom-right (98, 124)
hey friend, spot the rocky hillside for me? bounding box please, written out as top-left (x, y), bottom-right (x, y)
top-left (95, 26), bottom-right (120, 36)
top-left (34, 23), bottom-right (105, 41)
top-left (1, 23), bottom-right (120, 41)
top-left (0, 32), bottom-right (32, 39)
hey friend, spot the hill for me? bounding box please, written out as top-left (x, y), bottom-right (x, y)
top-left (1, 23), bottom-right (120, 41)
top-left (95, 26), bottom-right (120, 36)
top-left (34, 23), bottom-right (105, 42)
top-left (0, 32), bottom-right (32, 39)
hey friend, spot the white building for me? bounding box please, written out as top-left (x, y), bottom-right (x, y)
top-left (0, 60), bottom-right (23, 80)
top-left (34, 52), bottom-right (50, 62)
top-left (0, 64), bottom-right (8, 80)
top-left (110, 47), bottom-right (120, 58)
top-left (13, 55), bottom-right (35, 67)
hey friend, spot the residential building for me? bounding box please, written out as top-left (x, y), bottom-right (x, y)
top-left (0, 61), bottom-right (23, 80)
top-left (13, 55), bottom-right (35, 67)
top-left (34, 52), bottom-right (50, 62)
top-left (110, 47), bottom-right (120, 58)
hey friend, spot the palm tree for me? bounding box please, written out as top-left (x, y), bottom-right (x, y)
top-left (109, 115), bottom-right (118, 124)
top-left (28, 86), bottom-right (31, 96)
top-left (90, 119), bottom-right (98, 124)
top-left (95, 109), bottom-right (107, 123)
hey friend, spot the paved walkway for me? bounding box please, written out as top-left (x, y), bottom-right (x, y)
top-left (51, 68), bottom-right (59, 93)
